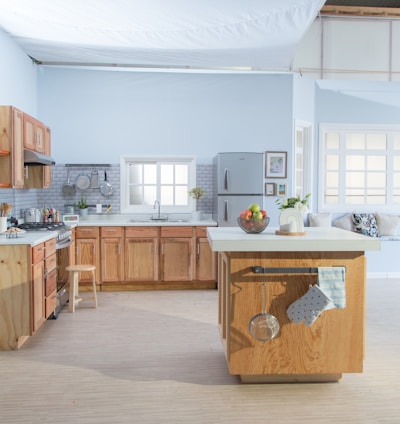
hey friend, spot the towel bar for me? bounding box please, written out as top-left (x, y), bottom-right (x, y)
top-left (252, 266), bottom-right (346, 274)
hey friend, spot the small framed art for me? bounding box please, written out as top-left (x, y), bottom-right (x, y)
top-left (265, 182), bottom-right (276, 196)
top-left (277, 183), bottom-right (287, 197)
top-left (265, 151), bottom-right (287, 178)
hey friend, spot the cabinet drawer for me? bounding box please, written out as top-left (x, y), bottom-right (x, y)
top-left (45, 289), bottom-right (57, 318)
top-left (45, 253), bottom-right (57, 273)
top-left (32, 243), bottom-right (45, 264)
top-left (196, 227), bottom-right (209, 238)
top-left (161, 226), bottom-right (193, 238)
top-left (76, 226), bottom-right (99, 238)
top-left (101, 226), bottom-right (123, 238)
top-left (125, 227), bottom-right (159, 238)
top-left (45, 237), bottom-right (57, 258)
top-left (45, 268), bottom-right (57, 296)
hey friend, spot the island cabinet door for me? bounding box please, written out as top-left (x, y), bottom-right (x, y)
top-left (160, 227), bottom-right (192, 282)
top-left (124, 227), bottom-right (159, 282)
top-left (224, 251), bottom-right (366, 377)
top-left (194, 227), bottom-right (217, 282)
top-left (31, 243), bottom-right (45, 334)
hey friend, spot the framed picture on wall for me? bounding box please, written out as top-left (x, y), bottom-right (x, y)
top-left (265, 151), bottom-right (287, 178)
top-left (277, 183), bottom-right (287, 197)
top-left (265, 182), bottom-right (276, 196)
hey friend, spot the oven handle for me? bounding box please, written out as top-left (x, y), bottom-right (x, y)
top-left (56, 237), bottom-right (72, 250)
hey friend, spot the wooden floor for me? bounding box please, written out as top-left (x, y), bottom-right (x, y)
top-left (1, 278), bottom-right (399, 424)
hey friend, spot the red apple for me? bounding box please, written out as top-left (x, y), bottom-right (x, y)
top-left (240, 209), bottom-right (252, 221)
top-left (261, 209), bottom-right (267, 218)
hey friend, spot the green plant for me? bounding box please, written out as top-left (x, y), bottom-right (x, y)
top-left (75, 197), bottom-right (88, 209)
top-left (275, 193), bottom-right (311, 212)
top-left (188, 187), bottom-right (205, 200)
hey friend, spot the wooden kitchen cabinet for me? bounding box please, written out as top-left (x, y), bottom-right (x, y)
top-left (160, 227), bottom-right (192, 282)
top-left (42, 127), bottom-right (52, 188)
top-left (23, 113), bottom-right (45, 153)
top-left (31, 243), bottom-right (46, 334)
top-left (124, 227), bottom-right (159, 283)
top-left (75, 226), bottom-right (100, 284)
top-left (0, 106), bottom-right (24, 188)
top-left (101, 226), bottom-right (124, 283)
top-left (194, 227), bottom-right (217, 282)
top-left (44, 237), bottom-right (57, 318)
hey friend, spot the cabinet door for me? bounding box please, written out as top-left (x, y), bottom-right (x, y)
top-left (101, 238), bottom-right (124, 282)
top-left (75, 238), bottom-right (100, 283)
top-left (161, 237), bottom-right (192, 281)
top-left (23, 113), bottom-right (36, 150)
top-left (12, 108), bottom-right (24, 188)
top-left (31, 245), bottom-right (45, 334)
top-left (195, 237), bottom-right (217, 281)
top-left (125, 237), bottom-right (159, 282)
top-left (35, 120), bottom-right (45, 153)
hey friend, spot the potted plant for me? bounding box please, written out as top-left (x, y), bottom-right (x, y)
top-left (188, 187), bottom-right (205, 220)
top-left (75, 197), bottom-right (89, 216)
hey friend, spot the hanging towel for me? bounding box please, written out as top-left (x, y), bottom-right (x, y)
top-left (317, 267), bottom-right (346, 309)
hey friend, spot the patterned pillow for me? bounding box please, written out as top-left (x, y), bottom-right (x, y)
top-left (352, 213), bottom-right (379, 237)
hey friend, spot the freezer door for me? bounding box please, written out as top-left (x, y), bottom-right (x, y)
top-left (217, 195), bottom-right (264, 227)
top-left (216, 152), bottom-right (264, 194)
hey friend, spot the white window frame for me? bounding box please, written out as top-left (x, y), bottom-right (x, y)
top-left (294, 120), bottom-right (313, 200)
top-left (318, 123), bottom-right (400, 213)
top-left (120, 155), bottom-right (196, 214)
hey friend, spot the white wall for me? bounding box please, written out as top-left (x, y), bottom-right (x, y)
top-left (37, 68), bottom-right (294, 165)
top-left (0, 28), bottom-right (38, 115)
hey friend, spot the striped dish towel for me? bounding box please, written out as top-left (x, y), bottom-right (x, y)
top-left (317, 267), bottom-right (346, 309)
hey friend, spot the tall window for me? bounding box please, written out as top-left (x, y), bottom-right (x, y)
top-left (318, 124), bottom-right (400, 213)
top-left (294, 120), bottom-right (313, 199)
top-left (120, 156), bottom-right (196, 213)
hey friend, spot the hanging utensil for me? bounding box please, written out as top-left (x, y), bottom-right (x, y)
top-left (100, 170), bottom-right (113, 197)
top-left (248, 282), bottom-right (280, 342)
top-left (90, 170), bottom-right (99, 189)
top-left (62, 168), bottom-right (76, 196)
top-left (76, 173), bottom-right (91, 190)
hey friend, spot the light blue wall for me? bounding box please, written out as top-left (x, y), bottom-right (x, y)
top-left (37, 68), bottom-right (294, 165)
top-left (0, 28), bottom-right (38, 115)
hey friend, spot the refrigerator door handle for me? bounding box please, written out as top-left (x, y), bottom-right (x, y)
top-left (224, 168), bottom-right (228, 191)
top-left (224, 200), bottom-right (228, 221)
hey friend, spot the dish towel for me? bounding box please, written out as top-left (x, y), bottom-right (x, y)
top-left (317, 267), bottom-right (346, 310)
top-left (287, 285), bottom-right (333, 327)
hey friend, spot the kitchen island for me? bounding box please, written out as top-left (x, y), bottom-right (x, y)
top-left (207, 226), bottom-right (380, 383)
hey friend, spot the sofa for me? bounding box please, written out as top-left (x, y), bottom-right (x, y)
top-left (307, 212), bottom-right (400, 278)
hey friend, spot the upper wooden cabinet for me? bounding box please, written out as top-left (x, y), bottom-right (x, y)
top-left (23, 113), bottom-right (45, 153)
top-left (0, 106), bottom-right (24, 188)
top-left (0, 105), bottom-right (52, 189)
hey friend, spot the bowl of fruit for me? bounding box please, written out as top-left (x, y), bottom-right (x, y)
top-left (237, 204), bottom-right (270, 234)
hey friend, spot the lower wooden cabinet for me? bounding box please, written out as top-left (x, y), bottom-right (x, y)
top-left (31, 243), bottom-right (45, 333)
top-left (75, 226), bottom-right (100, 284)
top-left (124, 227), bottom-right (159, 283)
top-left (101, 226), bottom-right (124, 282)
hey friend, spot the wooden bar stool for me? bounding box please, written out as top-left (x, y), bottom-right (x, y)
top-left (66, 264), bottom-right (98, 313)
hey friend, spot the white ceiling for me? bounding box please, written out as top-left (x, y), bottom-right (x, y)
top-left (0, 0), bottom-right (325, 71)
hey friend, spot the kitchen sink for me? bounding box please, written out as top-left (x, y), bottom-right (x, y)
top-left (128, 218), bottom-right (189, 223)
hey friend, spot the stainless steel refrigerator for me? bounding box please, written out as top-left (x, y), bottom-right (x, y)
top-left (213, 152), bottom-right (264, 226)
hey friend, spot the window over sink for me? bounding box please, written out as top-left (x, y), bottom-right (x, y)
top-left (120, 155), bottom-right (196, 214)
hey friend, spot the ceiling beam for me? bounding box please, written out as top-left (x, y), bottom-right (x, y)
top-left (320, 5), bottom-right (400, 18)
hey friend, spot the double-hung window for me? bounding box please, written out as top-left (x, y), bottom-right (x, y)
top-left (318, 124), bottom-right (400, 213)
top-left (120, 156), bottom-right (196, 214)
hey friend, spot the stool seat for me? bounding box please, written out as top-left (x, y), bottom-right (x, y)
top-left (66, 264), bottom-right (98, 313)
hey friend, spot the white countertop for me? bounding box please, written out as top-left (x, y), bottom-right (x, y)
top-left (207, 226), bottom-right (381, 252)
top-left (75, 214), bottom-right (217, 227)
top-left (0, 231), bottom-right (57, 246)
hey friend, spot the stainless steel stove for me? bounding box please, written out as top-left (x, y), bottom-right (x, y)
top-left (18, 222), bottom-right (72, 248)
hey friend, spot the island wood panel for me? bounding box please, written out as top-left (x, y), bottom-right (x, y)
top-left (0, 245), bottom-right (31, 350)
top-left (222, 251), bottom-right (366, 377)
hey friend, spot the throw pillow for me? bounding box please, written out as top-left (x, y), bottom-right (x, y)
top-left (333, 214), bottom-right (353, 231)
top-left (308, 213), bottom-right (332, 227)
top-left (352, 213), bottom-right (379, 237)
top-left (375, 213), bottom-right (400, 236)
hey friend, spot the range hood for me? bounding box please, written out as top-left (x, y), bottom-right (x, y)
top-left (24, 149), bottom-right (56, 166)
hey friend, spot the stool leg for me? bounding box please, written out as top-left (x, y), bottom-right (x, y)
top-left (69, 271), bottom-right (78, 313)
top-left (91, 269), bottom-right (98, 308)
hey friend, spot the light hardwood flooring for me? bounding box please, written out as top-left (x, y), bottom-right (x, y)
top-left (1, 278), bottom-right (399, 424)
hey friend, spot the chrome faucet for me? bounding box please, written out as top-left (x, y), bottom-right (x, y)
top-left (154, 200), bottom-right (161, 219)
